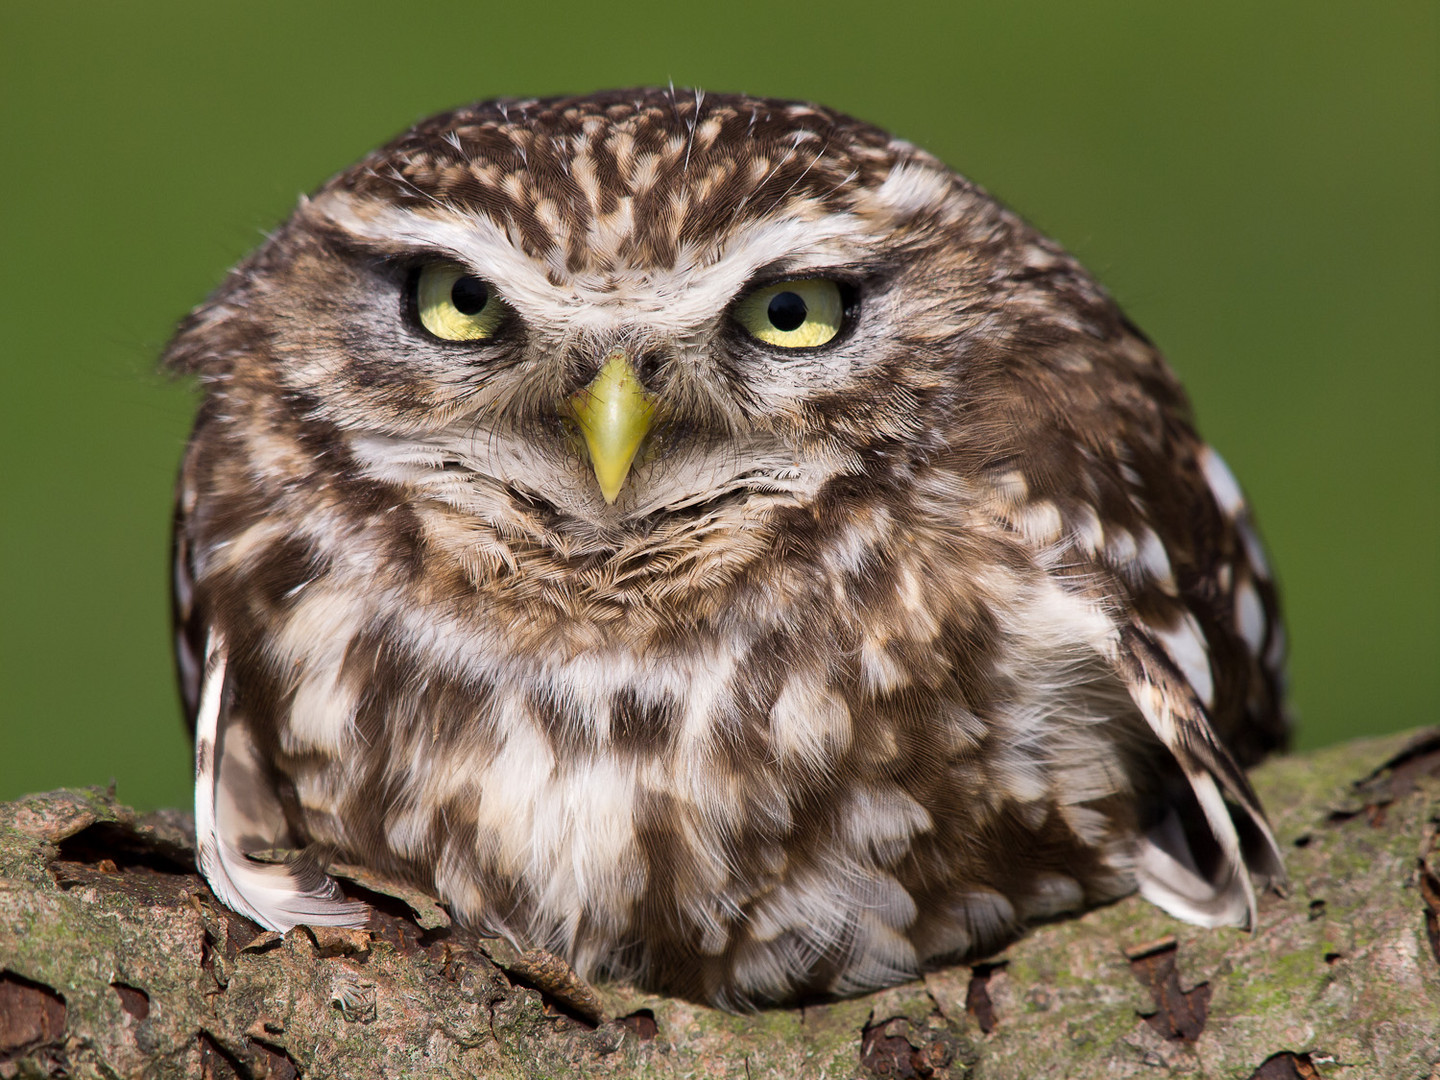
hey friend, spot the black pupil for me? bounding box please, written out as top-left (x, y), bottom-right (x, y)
top-left (767, 291), bottom-right (807, 332)
top-left (451, 276), bottom-right (488, 316)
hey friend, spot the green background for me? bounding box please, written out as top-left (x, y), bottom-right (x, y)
top-left (2, 2), bottom-right (1435, 812)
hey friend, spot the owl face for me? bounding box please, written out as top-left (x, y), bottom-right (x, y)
top-left (172, 89), bottom-right (1286, 1007)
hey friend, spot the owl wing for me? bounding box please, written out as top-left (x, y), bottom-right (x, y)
top-left (175, 455), bottom-right (367, 932)
top-left (1111, 439), bottom-right (1288, 929)
top-left (977, 324), bottom-right (1288, 929)
top-left (1103, 441), bottom-right (1287, 929)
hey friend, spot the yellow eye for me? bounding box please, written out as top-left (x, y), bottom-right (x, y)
top-left (415, 263), bottom-right (507, 341)
top-left (734, 278), bottom-right (846, 349)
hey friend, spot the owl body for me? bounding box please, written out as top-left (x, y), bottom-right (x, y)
top-left (171, 90), bottom-right (1286, 1006)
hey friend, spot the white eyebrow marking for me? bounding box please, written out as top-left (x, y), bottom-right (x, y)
top-left (311, 191), bottom-right (871, 341)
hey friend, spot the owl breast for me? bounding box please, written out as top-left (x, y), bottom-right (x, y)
top-left (222, 435), bottom-right (1139, 1005)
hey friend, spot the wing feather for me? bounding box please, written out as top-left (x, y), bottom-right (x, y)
top-left (193, 629), bottom-right (369, 931)
top-left (1117, 625), bottom-right (1285, 928)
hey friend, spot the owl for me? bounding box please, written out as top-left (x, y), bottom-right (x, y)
top-left (168, 89), bottom-right (1288, 1008)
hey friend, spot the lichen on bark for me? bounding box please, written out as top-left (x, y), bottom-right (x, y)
top-left (2, 729), bottom-right (1438, 1079)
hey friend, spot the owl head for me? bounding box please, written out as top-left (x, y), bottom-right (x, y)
top-left (166, 89), bottom-right (1101, 550)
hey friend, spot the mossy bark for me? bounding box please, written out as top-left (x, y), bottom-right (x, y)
top-left (2, 730), bottom-right (1438, 1079)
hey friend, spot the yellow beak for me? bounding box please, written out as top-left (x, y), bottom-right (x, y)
top-left (564, 349), bottom-right (657, 504)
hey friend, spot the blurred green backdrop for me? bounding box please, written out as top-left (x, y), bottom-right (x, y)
top-left (2, 1), bottom-right (1435, 812)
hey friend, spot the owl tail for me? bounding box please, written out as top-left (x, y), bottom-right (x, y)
top-left (1118, 628), bottom-right (1286, 930)
top-left (193, 630), bottom-right (369, 932)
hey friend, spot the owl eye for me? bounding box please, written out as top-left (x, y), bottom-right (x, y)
top-left (413, 263), bottom-right (507, 341)
top-left (734, 278), bottom-right (847, 349)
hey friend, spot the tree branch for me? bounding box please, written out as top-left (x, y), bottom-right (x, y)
top-left (2, 730), bottom-right (1438, 1079)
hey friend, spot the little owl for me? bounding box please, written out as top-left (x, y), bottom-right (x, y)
top-left (169, 89), bottom-right (1288, 1008)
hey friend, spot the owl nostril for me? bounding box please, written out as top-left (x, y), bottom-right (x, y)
top-left (631, 351), bottom-right (667, 388)
top-left (569, 351), bottom-right (665, 396)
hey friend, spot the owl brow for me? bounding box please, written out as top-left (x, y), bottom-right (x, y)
top-left (322, 231), bottom-right (515, 306)
top-left (304, 216), bottom-right (485, 274)
top-left (734, 258), bottom-right (886, 298)
top-left (304, 221), bottom-right (427, 268)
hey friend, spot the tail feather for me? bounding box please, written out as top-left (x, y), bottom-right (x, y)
top-left (193, 629), bottom-right (368, 931)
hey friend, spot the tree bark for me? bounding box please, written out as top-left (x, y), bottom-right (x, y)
top-left (2, 729), bottom-right (1438, 1080)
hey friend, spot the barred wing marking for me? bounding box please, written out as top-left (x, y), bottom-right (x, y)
top-left (1119, 626), bottom-right (1285, 929)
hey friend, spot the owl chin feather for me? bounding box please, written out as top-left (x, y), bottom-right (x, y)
top-left (168, 88), bottom-right (1289, 1006)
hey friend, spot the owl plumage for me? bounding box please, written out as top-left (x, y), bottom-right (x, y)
top-left (168, 89), bottom-right (1288, 1007)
